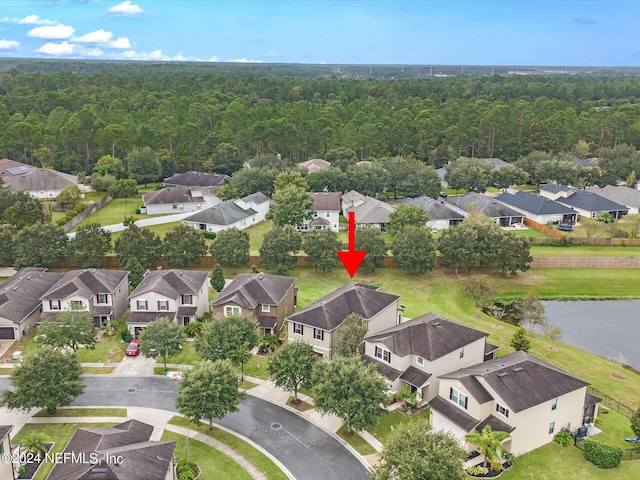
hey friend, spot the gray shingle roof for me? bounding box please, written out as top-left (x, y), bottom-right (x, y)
top-left (495, 191), bottom-right (577, 215)
top-left (394, 196), bottom-right (464, 221)
top-left (142, 186), bottom-right (205, 205)
top-left (540, 184), bottom-right (629, 213)
top-left (297, 158), bottom-right (331, 172)
top-left (41, 269), bottom-right (128, 301)
top-left (3, 168), bottom-right (77, 192)
top-left (399, 366), bottom-right (431, 387)
top-left (211, 273), bottom-right (296, 309)
top-left (287, 282), bottom-right (399, 331)
top-left (362, 354), bottom-right (403, 381)
top-left (0, 268), bottom-right (63, 324)
top-left (446, 192), bottom-right (524, 218)
top-left (585, 185), bottom-right (640, 209)
top-left (429, 395), bottom-right (480, 432)
top-left (240, 192), bottom-right (270, 204)
top-left (312, 192), bottom-right (341, 211)
top-left (163, 171), bottom-right (229, 187)
top-left (348, 198), bottom-right (394, 224)
top-left (183, 200), bottom-right (257, 226)
top-left (129, 269), bottom-right (208, 299)
top-left (477, 414), bottom-right (516, 433)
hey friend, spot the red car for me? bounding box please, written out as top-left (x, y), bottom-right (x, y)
top-left (125, 339), bottom-right (140, 356)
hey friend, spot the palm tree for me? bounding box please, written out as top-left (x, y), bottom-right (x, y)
top-left (465, 425), bottom-right (510, 471)
top-left (21, 432), bottom-right (52, 457)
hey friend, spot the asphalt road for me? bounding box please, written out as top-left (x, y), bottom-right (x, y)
top-left (0, 376), bottom-right (369, 480)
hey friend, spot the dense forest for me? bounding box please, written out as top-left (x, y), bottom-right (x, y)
top-left (3, 61), bottom-right (640, 177)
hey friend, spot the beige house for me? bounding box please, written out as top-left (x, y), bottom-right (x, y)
top-left (211, 273), bottom-right (296, 336)
top-left (0, 158), bottom-right (79, 199)
top-left (286, 282), bottom-right (400, 360)
top-left (0, 425), bottom-right (18, 480)
top-left (127, 269), bottom-right (209, 337)
top-left (363, 313), bottom-right (496, 404)
top-left (429, 351), bottom-right (596, 457)
top-left (0, 268), bottom-right (63, 340)
top-left (40, 269), bottom-right (129, 327)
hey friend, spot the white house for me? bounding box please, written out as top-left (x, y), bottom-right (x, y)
top-left (394, 196), bottom-right (464, 231)
top-left (495, 190), bottom-right (578, 227)
top-left (297, 192), bottom-right (341, 232)
top-left (182, 192), bottom-right (270, 233)
top-left (0, 158), bottom-right (78, 199)
top-left (141, 186), bottom-right (221, 215)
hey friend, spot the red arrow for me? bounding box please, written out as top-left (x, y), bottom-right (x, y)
top-left (337, 211), bottom-right (367, 277)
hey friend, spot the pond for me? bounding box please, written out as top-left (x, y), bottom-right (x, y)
top-left (542, 300), bottom-right (640, 371)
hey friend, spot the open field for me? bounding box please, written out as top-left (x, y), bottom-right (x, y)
top-left (531, 245), bottom-right (640, 257)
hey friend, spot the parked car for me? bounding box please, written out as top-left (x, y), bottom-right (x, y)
top-left (439, 191), bottom-right (448, 198)
top-left (125, 339), bottom-right (140, 356)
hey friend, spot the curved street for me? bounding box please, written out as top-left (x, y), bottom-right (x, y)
top-left (0, 376), bottom-right (369, 480)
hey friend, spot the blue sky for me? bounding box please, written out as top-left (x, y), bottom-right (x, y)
top-left (0, 1), bottom-right (639, 66)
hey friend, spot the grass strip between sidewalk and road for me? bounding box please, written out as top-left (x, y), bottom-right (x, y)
top-left (33, 407), bottom-right (126, 417)
top-left (336, 425), bottom-right (377, 456)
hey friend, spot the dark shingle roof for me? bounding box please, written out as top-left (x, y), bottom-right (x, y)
top-left (0, 425), bottom-right (11, 442)
top-left (429, 395), bottom-right (480, 432)
top-left (362, 354), bottom-right (403, 381)
top-left (399, 366), bottom-right (431, 387)
top-left (495, 191), bottom-right (576, 215)
top-left (477, 415), bottom-right (516, 433)
top-left (41, 269), bottom-right (128, 301)
top-left (240, 192), bottom-right (269, 204)
top-left (540, 184), bottom-right (628, 213)
top-left (312, 192), bottom-right (341, 211)
top-left (585, 185), bottom-right (640, 209)
top-left (395, 196), bottom-right (464, 221)
top-left (129, 269), bottom-right (208, 299)
top-left (0, 268), bottom-right (63, 324)
top-left (183, 200), bottom-right (256, 226)
top-left (364, 313), bottom-right (488, 361)
top-left (142, 186), bottom-right (205, 206)
top-left (211, 273), bottom-right (295, 309)
top-left (446, 192), bottom-right (524, 218)
top-left (127, 311), bottom-right (174, 324)
top-left (163, 171), bottom-right (229, 187)
top-left (287, 282), bottom-right (399, 331)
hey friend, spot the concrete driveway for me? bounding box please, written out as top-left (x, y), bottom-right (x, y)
top-left (112, 354), bottom-right (157, 376)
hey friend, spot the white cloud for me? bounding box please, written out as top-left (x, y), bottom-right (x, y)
top-left (208, 55), bottom-right (219, 62)
top-left (110, 37), bottom-right (131, 49)
top-left (147, 49), bottom-right (165, 60)
top-left (36, 41), bottom-right (75, 56)
top-left (74, 29), bottom-right (113, 44)
top-left (82, 47), bottom-right (105, 57)
top-left (107, 1), bottom-right (144, 16)
top-left (17, 15), bottom-right (56, 26)
top-left (0, 39), bottom-right (19, 51)
top-left (28, 24), bottom-right (74, 39)
top-left (228, 58), bottom-right (264, 63)
top-left (112, 49), bottom-right (202, 61)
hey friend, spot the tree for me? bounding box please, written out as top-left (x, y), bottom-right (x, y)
top-left (303, 229), bottom-right (340, 273)
top-left (580, 218), bottom-right (601, 238)
top-left (334, 313), bottom-right (368, 358)
top-left (627, 170), bottom-right (638, 188)
top-left (14, 223), bottom-right (68, 269)
top-left (108, 178), bottom-right (138, 199)
top-left (631, 405), bottom-right (640, 437)
top-left (114, 224), bottom-right (162, 269)
top-left (0, 226), bottom-right (15, 266)
top-left (465, 425), bottom-right (510, 471)
top-left (493, 233), bottom-right (532, 277)
top-left (273, 170), bottom-right (308, 191)
top-left (461, 274), bottom-right (497, 310)
top-left (371, 420), bottom-right (466, 480)
top-left (510, 326), bottom-right (531, 352)
top-left (259, 226), bottom-right (301, 275)
top-left (67, 223), bottom-right (112, 268)
top-left (90, 173), bottom-right (116, 192)
top-left (210, 227), bottom-right (250, 268)
top-left (210, 263), bottom-right (225, 292)
top-left (124, 256), bottom-right (146, 288)
top-left (345, 164), bottom-right (388, 198)
top-left (268, 341), bottom-right (317, 402)
top-left (216, 183), bottom-right (239, 201)
top-left (492, 164), bottom-right (529, 191)
top-left (139, 317), bottom-right (185, 371)
top-left (0, 346), bottom-right (84, 415)
top-left (126, 146), bottom-right (161, 186)
top-left (21, 432), bottom-right (52, 456)
top-left (194, 314), bottom-right (259, 380)
top-left (56, 185), bottom-right (82, 210)
top-left (211, 142), bottom-right (244, 175)
top-left (94, 154), bottom-right (125, 178)
top-left (388, 204), bottom-right (429, 235)
top-left (445, 157), bottom-right (493, 192)
top-left (625, 214), bottom-right (640, 238)
top-left (514, 293), bottom-right (549, 333)
top-left (37, 305), bottom-right (98, 351)
top-left (307, 167), bottom-right (347, 193)
top-left (230, 167), bottom-right (279, 197)
top-left (355, 227), bottom-right (387, 274)
top-left (392, 226), bottom-right (437, 274)
top-left (162, 223), bottom-right (208, 267)
top-left (312, 356), bottom-right (387, 433)
top-left (175, 359), bottom-right (245, 429)
top-left (267, 184), bottom-right (314, 227)
top-left (2, 191), bottom-right (44, 229)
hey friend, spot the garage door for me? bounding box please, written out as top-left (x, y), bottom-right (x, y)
top-left (0, 327), bottom-right (15, 340)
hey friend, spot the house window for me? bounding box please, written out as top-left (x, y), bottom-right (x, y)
top-left (70, 300), bottom-right (84, 309)
top-left (293, 323), bottom-right (303, 335)
top-left (314, 328), bottom-right (324, 341)
top-left (548, 421), bottom-right (555, 434)
top-left (551, 397), bottom-right (558, 411)
top-left (172, 204), bottom-right (178, 210)
top-left (96, 294), bottom-right (108, 304)
top-left (136, 300), bottom-right (148, 311)
top-left (450, 387), bottom-right (468, 409)
top-left (326, 212), bottom-right (330, 217)
top-left (182, 295), bottom-right (193, 305)
top-left (50, 300), bottom-right (60, 310)
top-left (261, 304), bottom-right (271, 312)
top-left (496, 403), bottom-right (510, 418)
top-left (225, 306), bottom-right (240, 316)
top-left (375, 346), bottom-right (391, 363)
top-left (416, 356), bottom-right (424, 366)
top-left (158, 300), bottom-right (169, 311)
top-left (459, 347), bottom-right (465, 359)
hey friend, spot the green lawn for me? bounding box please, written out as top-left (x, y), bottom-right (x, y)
top-left (531, 245), bottom-right (640, 257)
top-left (109, 221), bottom-right (181, 243)
top-left (509, 227), bottom-right (551, 238)
top-left (81, 366), bottom-right (116, 374)
top-left (72, 198), bottom-right (145, 229)
top-left (243, 354), bottom-right (271, 380)
top-left (366, 408), bottom-right (430, 445)
top-left (337, 426), bottom-right (377, 456)
top-left (163, 340), bottom-right (201, 365)
top-left (33, 407), bottom-right (126, 417)
top-left (246, 220), bottom-right (274, 253)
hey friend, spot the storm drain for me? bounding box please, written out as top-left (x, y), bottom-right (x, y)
top-left (271, 423), bottom-right (281, 430)
top-left (128, 388), bottom-right (136, 392)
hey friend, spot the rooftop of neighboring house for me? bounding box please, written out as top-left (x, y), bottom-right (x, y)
top-left (287, 282), bottom-right (399, 331)
top-left (163, 171), bottom-right (229, 187)
top-left (365, 313), bottom-right (489, 362)
top-left (394, 196), bottom-right (465, 221)
top-left (482, 157), bottom-right (510, 169)
top-left (211, 273), bottom-right (296, 309)
top-left (495, 190), bottom-right (577, 215)
top-left (142, 186), bottom-right (205, 205)
top-left (341, 190), bottom-right (366, 204)
top-left (0, 268), bottom-right (64, 323)
top-left (41, 269), bottom-right (128, 301)
top-left (541, 184), bottom-right (629, 213)
top-left (347, 196), bottom-right (394, 224)
top-left (129, 269), bottom-right (208, 299)
top-left (585, 185), bottom-right (640, 209)
top-left (446, 192), bottom-right (524, 218)
top-left (0, 158), bottom-right (36, 176)
top-left (312, 192), bottom-right (341, 211)
top-left (239, 192), bottom-right (270, 204)
top-left (182, 200), bottom-right (257, 226)
top-left (297, 158), bottom-right (331, 173)
top-left (1, 164), bottom-right (77, 192)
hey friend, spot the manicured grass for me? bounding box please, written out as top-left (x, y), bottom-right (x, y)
top-left (508, 227), bottom-right (550, 238)
top-left (246, 220), bottom-right (274, 253)
top-left (243, 354), bottom-right (271, 380)
top-left (72, 198), bottom-right (145, 229)
top-left (161, 430), bottom-right (253, 480)
top-left (531, 245), bottom-right (640, 257)
top-left (17, 330), bottom-right (127, 363)
top-left (169, 416), bottom-right (289, 480)
top-left (163, 340), bottom-right (201, 365)
top-left (81, 366), bottom-right (116, 374)
top-left (366, 408), bottom-right (430, 445)
top-left (240, 379), bottom-right (258, 390)
top-left (33, 407), bottom-right (126, 417)
top-left (337, 425), bottom-right (377, 456)
top-left (109, 221), bottom-right (181, 243)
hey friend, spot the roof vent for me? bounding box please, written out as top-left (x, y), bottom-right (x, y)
top-left (432, 321), bottom-right (442, 327)
top-left (513, 367), bottom-right (524, 372)
top-left (497, 372), bottom-right (509, 378)
top-left (12, 287), bottom-right (18, 291)
top-left (26, 275), bottom-right (32, 280)
top-left (258, 274), bottom-right (264, 280)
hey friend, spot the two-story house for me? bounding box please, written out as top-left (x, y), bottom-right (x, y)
top-left (127, 269), bottom-right (209, 337)
top-left (40, 269), bottom-right (129, 327)
top-left (296, 192), bottom-right (341, 232)
top-left (286, 282), bottom-right (400, 360)
top-left (211, 273), bottom-right (296, 336)
top-left (363, 313), bottom-right (495, 404)
top-left (429, 351), bottom-right (595, 457)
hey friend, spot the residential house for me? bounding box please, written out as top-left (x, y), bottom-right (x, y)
top-left (287, 282), bottom-right (401, 360)
top-left (430, 351), bottom-right (596, 456)
top-left (297, 192), bottom-right (341, 232)
top-left (0, 158), bottom-right (79, 199)
top-left (495, 190), bottom-right (578, 229)
top-left (40, 269), bottom-right (129, 327)
top-left (585, 185), bottom-right (640, 215)
top-left (127, 269), bottom-right (209, 337)
top-left (363, 313), bottom-right (496, 404)
top-left (211, 273), bottom-right (296, 335)
top-left (141, 185), bottom-right (221, 215)
top-left (163, 171), bottom-right (229, 188)
top-left (445, 192), bottom-right (525, 226)
top-left (47, 420), bottom-right (177, 480)
top-left (437, 158), bottom-right (509, 189)
top-left (341, 191), bottom-right (394, 230)
top-left (341, 190), bottom-right (367, 215)
top-left (0, 425), bottom-right (19, 480)
top-left (0, 268), bottom-right (63, 340)
top-left (297, 158), bottom-right (331, 173)
top-left (182, 192), bottom-right (270, 233)
top-left (394, 196), bottom-right (464, 231)
top-left (539, 184), bottom-right (628, 220)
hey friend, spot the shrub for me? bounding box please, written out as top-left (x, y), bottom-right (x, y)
top-left (553, 428), bottom-right (573, 447)
top-left (183, 321), bottom-right (202, 338)
top-left (466, 465), bottom-right (489, 476)
top-left (201, 230), bottom-right (216, 240)
top-left (583, 439), bottom-right (623, 468)
top-left (551, 236), bottom-right (572, 247)
top-left (120, 327), bottom-right (133, 343)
